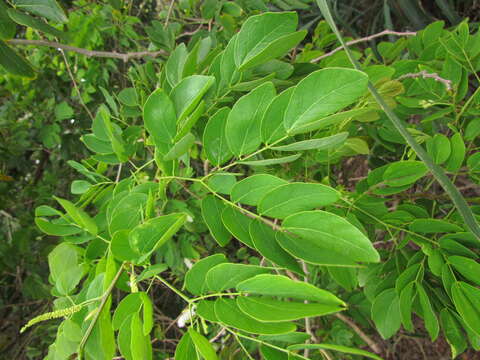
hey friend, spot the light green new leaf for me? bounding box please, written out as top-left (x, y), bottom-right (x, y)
top-left (171, 75), bottom-right (215, 123)
top-left (237, 297), bottom-right (344, 322)
top-left (237, 274), bottom-right (345, 305)
top-left (221, 205), bottom-right (255, 248)
top-left (249, 220), bottom-right (303, 275)
top-left (283, 68), bottom-right (368, 132)
top-left (143, 89), bottom-right (176, 152)
top-left (282, 210), bottom-right (380, 262)
top-left (371, 288), bottom-right (401, 339)
top-left (130, 313), bottom-right (152, 360)
top-left (185, 254), bottom-right (227, 295)
top-left (225, 82), bottom-right (276, 156)
top-left (15, 0), bottom-right (67, 23)
top-left (7, 9), bottom-right (67, 39)
top-left (48, 243), bottom-right (83, 295)
top-left (163, 133), bottom-right (195, 160)
top-left (238, 153), bottom-right (301, 166)
top-left (111, 230), bottom-right (138, 262)
top-left (129, 213), bottom-right (187, 263)
top-left (0, 40), bottom-right (35, 78)
top-left (258, 183), bottom-right (340, 219)
top-left (166, 43), bottom-right (188, 88)
top-left (261, 87), bottom-right (292, 144)
top-left (54, 196), bottom-right (97, 236)
top-left (417, 283), bottom-right (439, 341)
top-left (289, 344), bottom-right (382, 360)
top-left (205, 263), bottom-right (271, 292)
top-left (201, 195), bottom-right (231, 246)
top-left (214, 298), bottom-right (296, 335)
top-left (113, 293), bottom-right (142, 330)
top-left (449, 256), bottom-right (480, 285)
top-left (272, 132), bottom-right (348, 152)
top-left (234, 12), bottom-right (304, 70)
top-left (203, 107), bottom-right (233, 166)
top-left (231, 174), bottom-right (288, 206)
top-left (188, 328), bottom-right (218, 360)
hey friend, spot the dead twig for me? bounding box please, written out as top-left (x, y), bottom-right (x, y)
top-left (396, 70), bottom-right (453, 91)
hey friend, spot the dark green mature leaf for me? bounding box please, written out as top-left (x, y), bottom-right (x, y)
top-left (283, 68), bottom-right (368, 133)
top-left (399, 282), bottom-right (415, 332)
top-left (171, 75), bottom-right (215, 123)
top-left (54, 196), bottom-right (97, 236)
top-left (231, 174), bottom-right (287, 206)
top-left (238, 153), bottom-right (301, 166)
top-left (201, 195), bottom-right (232, 246)
top-left (130, 313), bottom-right (152, 360)
top-left (221, 206), bottom-right (255, 247)
top-left (237, 297), bottom-right (344, 322)
top-left (203, 107), bottom-right (233, 166)
top-left (446, 132), bottom-right (466, 172)
top-left (185, 254), bottom-right (227, 295)
top-left (188, 328), bottom-right (218, 360)
top-left (249, 220), bottom-right (303, 274)
top-left (258, 183), bottom-right (340, 219)
top-left (175, 332), bottom-right (199, 360)
top-left (410, 219), bottom-right (463, 234)
top-left (0, 40), bottom-right (35, 78)
top-left (449, 256), bottom-right (480, 285)
top-left (143, 89), bottom-right (176, 152)
top-left (0, 1), bottom-right (16, 39)
top-left (14, 0), bottom-right (68, 23)
top-left (234, 12), bottom-right (305, 70)
top-left (427, 133), bottom-right (451, 165)
top-left (205, 263), bottom-right (271, 292)
top-left (225, 82), bottom-right (276, 156)
top-left (383, 161), bottom-right (429, 187)
top-left (214, 298), bottom-right (296, 334)
top-left (417, 283), bottom-right (439, 341)
top-left (261, 87), bottom-right (292, 144)
top-left (440, 308), bottom-right (467, 358)
top-left (288, 344), bottom-right (382, 360)
top-left (113, 293), bottom-right (142, 330)
top-left (371, 289), bottom-right (401, 339)
top-left (451, 281), bottom-right (480, 336)
top-left (237, 274), bottom-right (345, 305)
top-left (163, 133), bottom-right (195, 160)
top-left (282, 211), bottom-right (379, 263)
top-left (7, 9), bottom-right (67, 39)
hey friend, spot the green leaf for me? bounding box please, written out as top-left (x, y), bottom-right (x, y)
top-left (231, 174), bottom-right (288, 206)
top-left (371, 288), bottom-right (401, 339)
top-left (113, 293), bottom-right (142, 330)
top-left (258, 183), bottom-right (340, 219)
top-left (171, 75), bottom-right (215, 123)
top-left (203, 107), bottom-right (233, 166)
top-left (196, 300), bottom-right (218, 322)
top-left (288, 344), bottom-right (382, 360)
top-left (139, 292), bottom-right (153, 336)
top-left (237, 297), bottom-right (344, 322)
top-left (15, 0), bottom-right (67, 23)
top-left (440, 308), bottom-right (467, 359)
top-left (111, 230), bottom-right (138, 262)
top-left (427, 133), bottom-right (451, 165)
top-left (201, 195), bottom-right (232, 246)
top-left (237, 274), bottom-right (345, 305)
top-left (166, 43), bottom-right (188, 87)
top-left (130, 313), bottom-right (152, 360)
top-left (417, 283), bottom-right (439, 341)
top-left (225, 82), bottom-right (276, 156)
top-left (282, 210), bottom-right (379, 263)
top-left (234, 12), bottom-right (304, 70)
top-left (451, 281), bottom-right (480, 336)
top-left (163, 133), bottom-right (195, 161)
top-left (7, 9), bottom-right (67, 39)
top-left (175, 332), bottom-right (199, 360)
top-left (48, 243), bottom-right (83, 295)
top-left (81, 134), bottom-right (114, 154)
top-left (261, 87), bottom-right (292, 144)
top-left (70, 180), bottom-right (91, 195)
top-left (238, 153), bottom-right (301, 166)
top-left (206, 173), bottom-right (237, 195)
top-left (118, 88), bottom-right (138, 107)
top-left (271, 132), bottom-right (348, 152)
top-left (54, 196), bottom-right (97, 236)
top-left (101, 110), bottom-right (128, 162)
top-left (399, 282), bottom-right (415, 332)
top-left (328, 267), bottom-right (357, 291)
top-left (449, 255), bottom-right (480, 285)
top-left (249, 220), bottom-right (303, 275)
top-left (0, 1), bottom-right (16, 39)
top-left (0, 40), bottom-right (35, 78)
top-left (383, 161), bottom-right (429, 187)
top-left (221, 205), bottom-right (255, 248)
top-left (35, 217), bottom-right (82, 236)
top-left (409, 218), bottom-right (463, 234)
top-left (283, 68), bottom-right (368, 133)
top-left (129, 213), bottom-right (187, 263)
top-left (188, 328), bottom-right (218, 360)
top-left (214, 298), bottom-right (296, 334)
top-left (205, 263), bottom-right (271, 292)
top-left (118, 314), bottom-right (134, 360)
top-left (185, 254), bottom-right (227, 295)
top-left (143, 88), bottom-right (176, 152)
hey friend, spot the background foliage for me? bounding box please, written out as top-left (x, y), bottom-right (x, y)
top-left (1, 0), bottom-right (480, 359)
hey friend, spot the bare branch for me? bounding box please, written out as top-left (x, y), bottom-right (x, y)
top-left (310, 29), bottom-right (416, 63)
top-left (396, 70), bottom-right (453, 91)
top-left (7, 39), bottom-right (167, 62)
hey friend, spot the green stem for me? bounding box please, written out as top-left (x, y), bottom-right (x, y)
top-left (155, 275), bottom-right (191, 303)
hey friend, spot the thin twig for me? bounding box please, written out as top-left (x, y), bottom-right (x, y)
top-left (310, 29), bottom-right (416, 63)
top-left (59, 49), bottom-right (94, 121)
top-left (334, 313), bottom-right (383, 354)
top-left (8, 39), bottom-right (166, 62)
top-left (396, 70), bottom-right (453, 91)
top-left (164, 0), bottom-right (175, 28)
